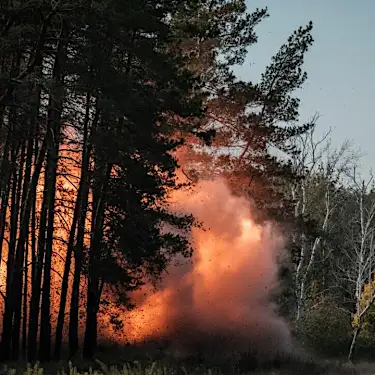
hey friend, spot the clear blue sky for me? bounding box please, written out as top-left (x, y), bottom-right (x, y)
top-left (235, 0), bottom-right (375, 173)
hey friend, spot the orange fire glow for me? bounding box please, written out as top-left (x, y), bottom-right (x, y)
top-left (0, 135), bottom-right (292, 359)
top-left (115, 177), bottom-right (292, 358)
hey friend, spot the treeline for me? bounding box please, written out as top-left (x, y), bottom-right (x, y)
top-left (286, 124), bottom-right (375, 361)
top-left (0, 0), bottom-right (206, 361)
top-left (2, 0), bottom-right (368, 365)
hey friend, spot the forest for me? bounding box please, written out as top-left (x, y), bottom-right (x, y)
top-left (0, 0), bottom-right (374, 370)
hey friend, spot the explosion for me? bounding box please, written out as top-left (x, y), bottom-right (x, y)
top-left (0, 130), bottom-right (292, 362)
top-left (119, 178), bottom-right (292, 360)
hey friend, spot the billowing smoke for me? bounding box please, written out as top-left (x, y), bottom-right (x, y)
top-left (121, 178), bottom-right (292, 361)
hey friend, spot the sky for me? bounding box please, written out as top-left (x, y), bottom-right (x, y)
top-left (234, 0), bottom-right (375, 175)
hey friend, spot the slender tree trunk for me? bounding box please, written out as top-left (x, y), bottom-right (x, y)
top-left (28, 155), bottom-right (48, 361)
top-left (38, 121), bottom-right (61, 361)
top-left (1, 167), bottom-right (17, 360)
top-left (0, 157), bottom-right (12, 274)
top-left (348, 324), bottom-right (362, 362)
top-left (0, 111), bottom-right (16, 273)
top-left (68, 162), bottom-right (90, 357)
top-left (29, 81), bottom-right (42, 294)
top-left (0, 119), bottom-right (12, 205)
top-left (68, 99), bottom-right (96, 358)
top-left (54, 190), bottom-right (80, 359)
top-left (22, 233), bottom-right (29, 359)
top-left (81, 29), bottom-right (123, 358)
top-left (83, 160), bottom-right (111, 359)
top-left (27, 133), bottom-right (51, 361)
top-left (38, 22), bottom-right (66, 361)
top-left (2, 128), bottom-right (47, 361)
top-left (1, 130), bottom-right (21, 360)
top-left (54, 204), bottom-right (79, 359)
top-left (12, 117), bottom-right (37, 358)
top-left (54, 94), bottom-right (94, 359)
top-left (10, 142), bottom-right (27, 360)
top-left (21, 88), bottom-right (40, 359)
top-left (31, 136), bottom-right (39, 287)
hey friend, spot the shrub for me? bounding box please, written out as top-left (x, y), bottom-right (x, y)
top-left (295, 300), bottom-right (352, 357)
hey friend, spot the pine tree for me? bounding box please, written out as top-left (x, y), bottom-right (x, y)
top-left (76, 0), bottom-right (203, 358)
top-left (170, 1), bottom-right (315, 221)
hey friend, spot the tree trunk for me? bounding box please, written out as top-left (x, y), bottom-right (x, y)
top-left (1, 131), bottom-right (21, 360)
top-left (83, 160), bottom-right (111, 359)
top-left (1, 169), bottom-right (17, 360)
top-left (38, 122), bottom-right (61, 362)
top-left (1, 126), bottom-right (47, 361)
top-left (348, 324), bottom-right (362, 362)
top-left (10, 142), bottom-right (27, 360)
top-left (21, 88), bottom-right (40, 360)
top-left (12, 106), bottom-right (39, 360)
top-left (22, 233), bottom-right (29, 359)
top-left (0, 148), bottom-right (12, 276)
top-left (27, 133), bottom-right (51, 361)
top-left (54, 190), bottom-right (80, 359)
top-left (68, 96), bottom-right (95, 358)
top-left (0, 120), bottom-right (12, 221)
top-left (39, 22), bottom-right (66, 361)
top-left (54, 198), bottom-right (79, 359)
top-left (30, 135), bottom-right (39, 287)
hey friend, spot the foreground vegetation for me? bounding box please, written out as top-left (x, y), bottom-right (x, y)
top-left (0, 355), bottom-right (369, 375)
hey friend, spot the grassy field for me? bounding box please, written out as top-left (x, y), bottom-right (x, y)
top-left (0, 347), bottom-right (373, 375)
top-left (0, 360), bottom-right (366, 375)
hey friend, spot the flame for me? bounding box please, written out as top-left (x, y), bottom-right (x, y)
top-left (117, 178), bottom-right (292, 358)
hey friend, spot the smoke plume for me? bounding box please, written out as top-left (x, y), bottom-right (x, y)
top-left (121, 178), bottom-right (292, 361)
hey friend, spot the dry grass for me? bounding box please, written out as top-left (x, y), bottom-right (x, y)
top-left (0, 358), bottom-right (374, 375)
top-left (0, 345), bottom-right (375, 375)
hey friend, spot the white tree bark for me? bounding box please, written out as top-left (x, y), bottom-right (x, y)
top-left (291, 121), bottom-right (358, 321)
top-left (338, 170), bottom-right (375, 361)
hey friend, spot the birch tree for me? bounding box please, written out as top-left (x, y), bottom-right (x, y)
top-left (336, 170), bottom-right (375, 361)
top-left (291, 121), bottom-right (358, 321)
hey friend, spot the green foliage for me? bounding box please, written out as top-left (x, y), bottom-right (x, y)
top-left (295, 300), bottom-right (352, 357)
top-left (173, 1), bottom-right (315, 221)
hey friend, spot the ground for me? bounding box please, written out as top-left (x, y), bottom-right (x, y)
top-left (1, 345), bottom-right (375, 375)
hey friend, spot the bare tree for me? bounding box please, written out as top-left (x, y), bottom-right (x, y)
top-left (290, 118), bottom-right (359, 321)
top-left (336, 169), bottom-right (375, 361)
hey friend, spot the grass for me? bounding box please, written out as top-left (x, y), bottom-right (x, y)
top-left (0, 344), bottom-right (372, 375)
top-left (0, 360), bottom-right (368, 375)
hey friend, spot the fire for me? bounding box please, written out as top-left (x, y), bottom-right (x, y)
top-left (117, 178), bottom-right (292, 358)
top-left (0, 135), bottom-right (291, 360)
